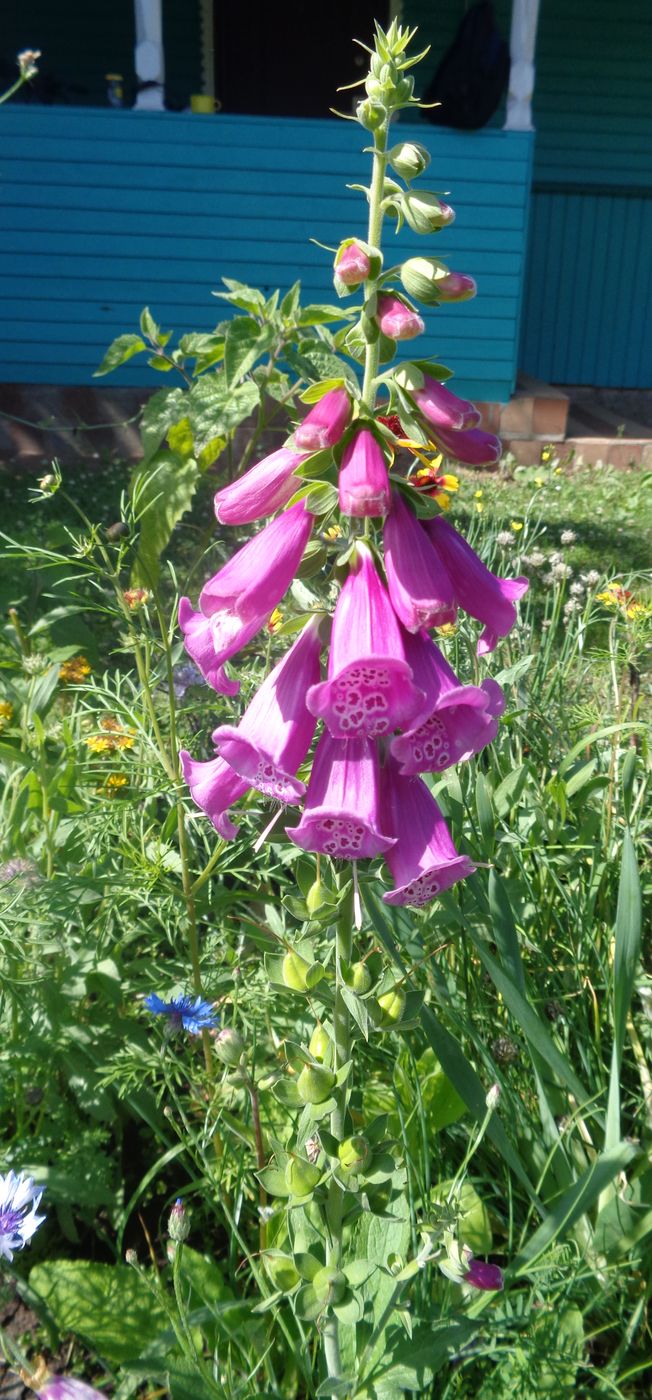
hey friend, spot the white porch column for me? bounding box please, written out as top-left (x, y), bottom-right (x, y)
top-left (504, 0), bottom-right (541, 132)
top-left (134, 0), bottom-right (165, 110)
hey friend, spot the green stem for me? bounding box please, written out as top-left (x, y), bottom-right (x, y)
top-left (323, 880), bottom-right (354, 1390)
top-left (361, 124), bottom-right (389, 411)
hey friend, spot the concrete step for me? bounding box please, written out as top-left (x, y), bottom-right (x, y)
top-left (477, 375), bottom-right (569, 441)
top-left (502, 435), bottom-right (652, 468)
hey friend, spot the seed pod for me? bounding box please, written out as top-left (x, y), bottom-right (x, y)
top-left (377, 985), bottom-right (407, 1025)
top-left (263, 1252), bottom-right (301, 1292)
top-left (297, 1063), bottom-right (337, 1104)
top-left (350, 961), bottom-right (373, 994)
top-left (282, 951), bottom-right (311, 991)
top-left (309, 1023), bottom-right (331, 1061)
top-left (337, 1135), bottom-right (372, 1173)
top-left (285, 1157), bottom-right (321, 1195)
top-left (313, 1265), bottom-right (347, 1305)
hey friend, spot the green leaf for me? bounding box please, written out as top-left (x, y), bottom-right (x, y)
top-left (431, 1180), bottom-right (492, 1253)
top-left (299, 377), bottom-right (346, 404)
top-left (224, 318), bottom-right (274, 387)
top-left (298, 304), bottom-right (353, 326)
top-left (139, 306), bottom-right (167, 344)
top-left (139, 386), bottom-right (187, 462)
top-left (256, 1167), bottom-right (291, 1197)
top-left (185, 376), bottom-right (259, 459)
top-left (215, 278), bottom-right (266, 314)
top-left (512, 1141), bottom-right (638, 1271)
top-left (367, 1319), bottom-right (477, 1393)
top-left (94, 333), bottom-right (146, 377)
top-left (605, 829), bottom-right (642, 1150)
top-left (130, 452), bottom-right (199, 587)
top-left (488, 870), bottom-right (525, 993)
top-left (29, 1260), bottom-right (168, 1364)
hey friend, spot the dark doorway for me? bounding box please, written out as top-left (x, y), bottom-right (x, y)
top-left (215, 1), bottom-right (389, 117)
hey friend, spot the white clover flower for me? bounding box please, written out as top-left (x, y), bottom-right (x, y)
top-left (583, 570), bottom-right (601, 588)
top-left (551, 561), bottom-right (573, 581)
top-left (564, 599), bottom-right (580, 616)
top-left (560, 529), bottom-right (577, 545)
top-left (17, 49), bottom-right (41, 79)
top-left (524, 549), bottom-right (546, 568)
top-left (0, 1171), bottom-right (45, 1261)
top-left (570, 581), bottom-right (585, 596)
top-left (496, 531), bottom-right (513, 548)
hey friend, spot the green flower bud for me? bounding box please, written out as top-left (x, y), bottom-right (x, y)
top-left (285, 1156), bottom-right (321, 1195)
top-left (350, 961), bottom-right (373, 994)
top-left (282, 950), bottom-right (311, 991)
top-left (401, 191), bottom-right (456, 235)
top-left (313, 1265), bottom-right (347, 1305)
top-left (389, 141), bottom-right (431, 180)
top-left (337, 1135), bottom-right (372, 1173)
top-left (168, 1198), bottom-right (190, 1242)
top-left (214, 1027), bottom-right (245, 1067)
top-left (297, 1063), bottom-right (337, 1104)
top-left (400, 256), bottom-right (449, 306)
top-left (356, 98), bottom-right (386, 131)
top-left (309, 1023), bottom-right (331, 1062)
top-left (263, 1252), bottom-right (300, 1292)
top-left (306, 877), bottom-right (324, 916)
top-left (377, 985), bottom-right (407, 1025)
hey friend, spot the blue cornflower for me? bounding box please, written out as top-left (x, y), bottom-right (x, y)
top-left (144, 993), bottom-right (218, 1036)
top-left (0, 1170), bottom-right (45, 1261)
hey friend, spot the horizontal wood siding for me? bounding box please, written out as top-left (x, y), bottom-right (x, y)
top-left (0, 108), bottom-right (532, 400)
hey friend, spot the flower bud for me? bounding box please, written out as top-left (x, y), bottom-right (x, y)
top-left (402, 192), bottom-right (455, 235)
top-left (356, 98), bottom-right (386, 131)
top-left (334, 241), bottom-right (372, 290)
top-left (309, 1023), bottom-right (331, 1061)
top-left (412, 376), bottom-right (481, 433)
top-left (338, 427), bottom-right (391, 518)
top-left (351, 961), bottom-right (373, 994)
top-left (125, 1248), bottom-right (138, 1266)
top-left (263, 1252), bottom-right (301, 1292)
top-left (282, 950), bottom-right (311, 991)
top-left (400, 256), bottom-right (449, 306)
top-left (377, 985), bottom-right (406, 1025)
top-left (285, 1156), bottom-right (321, 1195)
top-left (486, 1082), bottom-right (501, 1111)
top-left (389, 141), bottom-right (431, 180)
top-left (306, 876), bottom-right (324, 915)
top-left (464, 1257), bottom-right (504, 1291)
top-left (432, 271), bottom-right (477, 303)
top-left (313, 1265), bottom-right (347, 1305)
top-left (168, 1198), bottom-right (190, 1243)
top-left (297, 1063), bottom-right (337, 1104)
top-left (214, 1027), bottom-right (245, 1067)
top-left (337, 1134), bottom-right (372, 1173)
top-left (295, 387), bottom-right (352, 452)
top-left (375, 294), bottom-right (424, 342)
top-left (106, 521), bottom-right (129, 541)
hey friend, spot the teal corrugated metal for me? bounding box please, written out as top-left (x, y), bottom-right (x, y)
top-left (521, 190), bottom-right (652, 387)
top-left (0, 107), bottom-right (532, 399)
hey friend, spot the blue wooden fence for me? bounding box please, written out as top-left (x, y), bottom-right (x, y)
top-left (0, 108), bottom-right (532, 402)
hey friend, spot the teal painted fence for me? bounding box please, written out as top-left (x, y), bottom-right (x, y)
top-left (0, 108), bottom-right (532, 401)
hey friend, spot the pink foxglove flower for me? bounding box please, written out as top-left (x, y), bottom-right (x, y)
top-left (412, 376), bottom-right (481, 432)
top-left (426, 516), bottom-right (528, 654)
top-left (334, 241), bottom-right (372, 289)
top-left (198, 499), bottom-right (314, 666)
top-left (338, 427), bottom-right (391, 518)
top-left (213, 447), bottom-right (308, 525)
top-left (180, 750), bottom-right (249, 839)
top-left (380, 757), bottom-right (475, 906)
top-left (294, 387), bottom-right (352, 451)
top-left (212, 616), bottom-right (322, 804)
top-left (307, 542), bottom-right (424, 738)
top-left (390, 629), bottom-right (504, 774)
top-left (375, 294), bottom-right (425, 341)
top-left (38, 1380), bottom-right (105, 1400)
top-left (428, 423), bottom-right (502, 467)
top-left (435, 271), bottom-right (477, 302)
top-left (178, 598), bottom-right (250, 693)
top-left (383, 490), bottom-right (456, 632)
top-left (289, 733), bottom-right (395, 859)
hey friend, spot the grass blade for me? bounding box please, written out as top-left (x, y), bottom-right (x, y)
top-left (605, 829), bottom-right (642, 1151)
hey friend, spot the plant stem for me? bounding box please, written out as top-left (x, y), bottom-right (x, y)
top-left (323, 880), bottom-right (354, 1391)
top-left (361, 124), bottom-right (389, 412)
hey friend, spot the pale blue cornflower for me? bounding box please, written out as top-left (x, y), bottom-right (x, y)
top-left (0, 1170), bottom-right (45, 1261)
top-left (144, 993), bottom-right (218, 1036)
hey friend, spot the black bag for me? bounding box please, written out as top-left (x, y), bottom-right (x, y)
top-left (423, 2), bottom-right (510, 130)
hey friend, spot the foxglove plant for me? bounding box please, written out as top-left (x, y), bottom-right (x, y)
top-left (179, 20), bottom-right (525, 1394)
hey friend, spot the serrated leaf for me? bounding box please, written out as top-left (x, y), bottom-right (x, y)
top-left (166, 416), bottom-right (194, 458)
top-left (298, 304), bottom-right (353, 326)
top-left (185, 376), bottom-right (259, 458)
top-left (224, 318), bottom-right (274, 387)
top-left (129, 452), bottom-right (199, 587)
top-left (94, 334), bottom-right (147, 377)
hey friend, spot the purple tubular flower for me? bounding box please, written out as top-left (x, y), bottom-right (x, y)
top-left (425, 516), bottom-right (529, 654)
top-left (338, 427), bottom-right (391, 518)
top-left (428, 424), bottom-right (502, 467)
top-left (412, 376), bottom-right (481, 432)
top-left (212, 616), bottom-right (322, 804)
top-left (213, 447), bottom-right (309, 526)
top-left (390, 630), bottom-right (505, 774)
top-left (380, 757), bottom-right (475, 906)
top-left (178, 598), bottom-right (243, 694)
top-left (289, 733), bottom-right (395, 860)
top-left (180, 749), bottom-right (249, 839)
top-left (383, 490), bottom-right (456, 632)
top-left (334, 241), bottom-right (372, 289)
top-left (463, 1258), bottom-right (504, 1291)
top-left (198, 499), bottom-right (314, 662)
top-left (435, 271), bottom-right (477, 302)
top-left (294, 388), bottom-right (352, 452)
top-left (375, 294), bottom-right (425, 341)
top-left (38, 1380), bottom-right (105, 1400)
top-left (307, 542), bottom-right (424, 738)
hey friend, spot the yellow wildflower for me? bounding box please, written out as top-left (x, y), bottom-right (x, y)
top-left (474, 489), bottom-right (484, 499)
top-left (511, 520), bottom-right (524, 532)
top-left (123, 587), bottom-right (151, 610)
top-left (59, 655), bottom-right (92, 684)
top-left (597, 585), bottom-right (649, 619)
top-left (267, 608), bottom-right (284, 634)
top-left (0, 701), bottom-right (13, 729)
top-left (413, 466), bottom-right (459, 509)
top-left (321, 524), bottom-right (342, 543)
top-left (534, 476), bottom-right (545, 488)
top-left (475, 502), bottom-right (484, 514)
top-left (436, 622), bottom-right (457, 638)
top-left (86, 716), bottom-right (136, 754)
